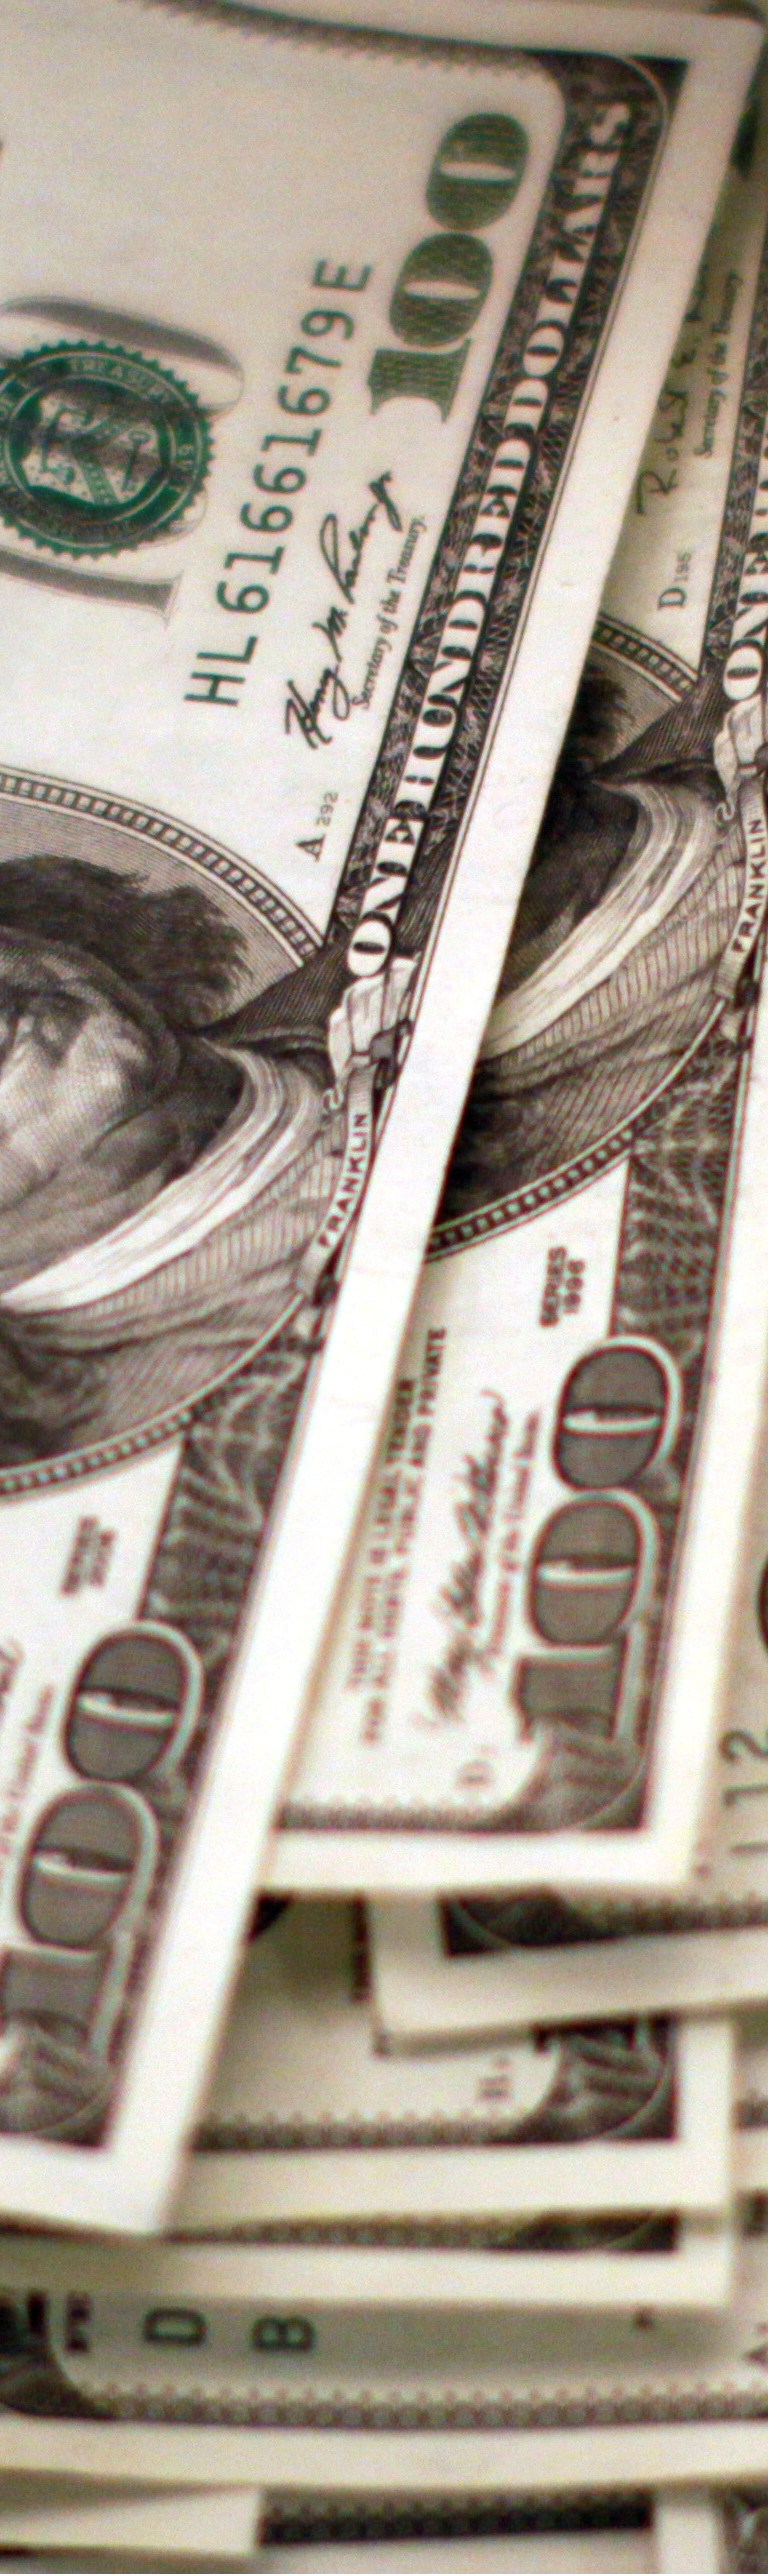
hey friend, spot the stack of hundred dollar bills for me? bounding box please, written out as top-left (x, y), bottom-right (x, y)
top-left (8, 0), bottom-right (768, 2562)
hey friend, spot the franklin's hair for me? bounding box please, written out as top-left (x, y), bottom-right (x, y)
top-left (0, 854), bottom-right (246, 1031)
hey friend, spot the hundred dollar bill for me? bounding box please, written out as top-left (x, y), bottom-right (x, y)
top-left (0, 0), bottom-right (750, 2238)
top-left (176, 1897), bottom-right (733, 2215)
top-left (0, 2213), bottom-right (747, 2487)
top-left (369, 1885), bottom-right (765, 2037)
top-left (365, 1299), bottom-right (768, 2041)
top-left (0, 2507), bottom-right (669, 2574)
top-left (274, 52), bottom-right (768, 1899)
top-left (0, 2202), bottom-right (733, 2303)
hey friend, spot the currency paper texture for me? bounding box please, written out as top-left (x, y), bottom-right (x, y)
top-left (0, 2213), bottom-right (749, 2486)
top-left (0, 0), bottom-right (752, 2235)
top-left (254, 2508), bottom-right (699, 2574)
top-left (254, 2531), bottom-right (659, 2574)
top-left (0, 2510), bottom-right (669, 2574)
top-left (366, 1212), bottom-right (768, 2039)
top-left (0, 2542), bottom-right (655, 2574)
top-left (0, 2510), bottom-right (692, 2574)
top-left (177, 1897), bottom-right (733, 2215)
top-left (0, 2199), bottom-right (733, 2301)
top-left (276, 54), bottom-right (768, 1897)
top-left (653, 2500), bottom-right (718, 2574)
top-left (0, 2488), bottom-right (263, 2560)
top-left (369, 1884), bottom-right (768, 2039)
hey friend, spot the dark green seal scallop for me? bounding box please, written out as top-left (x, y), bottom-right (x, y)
top-left (0, 340), bottom-right (211, 555)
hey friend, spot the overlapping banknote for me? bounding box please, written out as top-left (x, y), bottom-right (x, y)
top-left (0, 0), bottom-right (753, 2240)
top-left (6, 0), bottom-right (768, 2550)
top-left (0, 2500), bottom-right (730, 2574)
top-left (0, 2493), bottom-right (753, 2572)
top-left (272, 34), bottom-right (768, 1904)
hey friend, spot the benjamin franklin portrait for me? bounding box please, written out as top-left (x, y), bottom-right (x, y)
top-left (446, 658), bottom-right (753, 1220)
top-left (0, 813), bottom-right (397, 1472)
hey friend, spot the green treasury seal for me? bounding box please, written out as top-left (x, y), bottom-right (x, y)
top-left (0, 341), bottom-right (211, 555)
